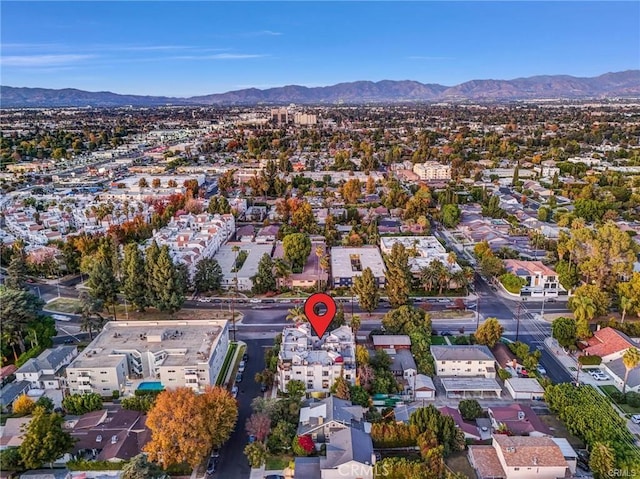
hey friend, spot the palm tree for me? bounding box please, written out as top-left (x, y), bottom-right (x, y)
top-left (350, 314), bottom-right (361, 335)
top-left (286, 306), bottom-right (306, 323)
top-left (622, 348), bottom-right (640, 393)
top-left (274, 259), bottom-right (292, 289)
top-left (420, 265), bottom-right (439, 293)
top-left (451, 270), bottom-right (468, 293)
top-left (569, 295), bottom-right (597, 323)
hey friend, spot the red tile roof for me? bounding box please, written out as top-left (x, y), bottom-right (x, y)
top-left (584, 327), bottom-right (637, 358)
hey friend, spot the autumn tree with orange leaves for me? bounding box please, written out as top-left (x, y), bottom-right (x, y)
top-left (145, 386), bottom-right (238, 469)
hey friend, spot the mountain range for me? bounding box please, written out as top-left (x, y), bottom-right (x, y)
top-left (2, 71), bottom-right (639, 108)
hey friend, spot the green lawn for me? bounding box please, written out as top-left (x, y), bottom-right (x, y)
top-left (45, 297), bottom-right (82, 314)
top-left (430, 336), bottom-right (447, 345)
top-left (431, 310), bottom-right (475, 319)
top-left (216, 342), bottom-right (238, 386)
top-left (265, 454), bottom-right (293, 470)
top-left (599, 385), bottom-right (640, 415)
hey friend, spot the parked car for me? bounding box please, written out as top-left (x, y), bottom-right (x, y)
top-left (260, 383), bottom-right (268, 393)
top-left (248, 434), bottom-right (256, 444)
top-left (264, 475), bottom-right (285, 479)
top-left (206, 457), bottom-right (217, 474)
top-left (211, 448), bottom-right (220, 458)
top-left (440, 331), bottom-right (452, 336)
top-left (238, 361), bottom-right (246, 373)
top-left (632, 415), bottom-right (640, 424)
top-left (231, 385), bottom-right (239, 398)
top-left (242, 352), bottom-right (249, 362)
top-left (536, 365), bottom-right (547, 375)
top-left (590, 371), bottom-right (608, 381)
top-left (235, 372), bottom-right (243, 383)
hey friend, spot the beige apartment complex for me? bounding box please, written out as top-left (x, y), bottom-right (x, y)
top-left (66, 320), bottom-right (230, 396)
top-left (413, 162), bottom-right (451, 181)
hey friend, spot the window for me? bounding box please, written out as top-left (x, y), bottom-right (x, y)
top-left (285, 375), bottom-right (290, 381)
top-left (467, 361), bottom-right (472, 364)
top-left (100, 371), bottom-right (107, 374)
top-left (322, 371), bottom-right (329, 377)
top-left (441, 361), bottom-right (446, 364)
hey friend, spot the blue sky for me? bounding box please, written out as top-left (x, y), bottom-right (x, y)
top-left (2, 1), bottom-right (639, 97)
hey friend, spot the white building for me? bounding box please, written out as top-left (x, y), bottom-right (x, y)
top-left (431, 345), bottom-right (497, 378)
top-left (15, 346), bottom-right (78, 390)
top-left (215, 242), bottom-right (274, 291)
top-left (277, 324), bottom-right (356, 394)
top-left (413, 162), bottom-right (451, 181)
top-left (379, 236), bottom-right (462, 280)
top-left (330, 246), bottom-right (386, 288)
top-left (150, 213), bottom-right (235, 278)
top-left (66, 320), bottom-right (230, 396)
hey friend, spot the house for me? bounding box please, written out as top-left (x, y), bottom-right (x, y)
top-left (1, 365), bottom-right (17, 386)
top-left (487, 404), bottom-right (552, 437)
top-left (0, 381), bottom-right (31, 412)
top-left (411, 374), bottom-right (436, 400)
top-left (295, 426), bottom-right (376, 479)
top-left (235, 225), bottom-right (255, 242)
top-left (469, 435), bottom-right (569, 479)
top-left (583, 327), bottom-right (638, 363)
top-left (431, 345), bottom-right (497, 378)
top-left (371, 335), bottom-right (411, 352)
top-left (389, 349), bottom-right (417, 384)
top-left (0, 417), bottom-right (30, 449)
top-left (503, 259), bottom-right (563, 297)
top-left (505, 378), bottom-right (545, 400)
top-left (255, 224), bottom-right (280, 243)
top-left (15, 346), bottom-right (78, 390)
top-left (278, 324), bottom-right (356, 394)
top-left (273, 240), bottom-right (328, 289)
top-left (69, 409), bottom-right (151, 462)
top-left (297, 396), bottom-right (365, 443)
top-left (438, 406), bottom-right (481, 440)
top-left (603, 359), bottom-right (640, 393)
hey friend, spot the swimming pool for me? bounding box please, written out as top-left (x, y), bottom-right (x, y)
top-left (137, 381), bottom-right (164, 391)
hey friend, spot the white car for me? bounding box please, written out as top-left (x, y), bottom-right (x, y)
top-left (238, 361), bottom-right (246, 373)
top-left (632, 415), bottom-right (640, 424)
top-left (590, 371), bottom-right (608, 381)
top-left (231, 385), bottom-right (239, 398)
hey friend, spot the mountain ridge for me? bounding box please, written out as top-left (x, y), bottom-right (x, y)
top-left (1, 70), bottom-right (639, 107)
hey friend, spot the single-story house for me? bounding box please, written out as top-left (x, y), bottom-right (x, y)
top-left (412, 374), bottom-right (436, 400)
top-left (438, 406), bottom-right (481, 440)
top-left (487, 404), bottom-right (552, 437)
top-left (582, 327), bottom-right (638, 363)
top-left (372, 335), bottom-right (411, 352)
top-left (0, 381), bottom-right (31, 412)
top-left (505, 378), bottom-right (545, 400)
top-left (0, 417), bottom-right (30, 449)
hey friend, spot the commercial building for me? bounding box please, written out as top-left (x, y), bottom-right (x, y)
top-left (413, 162), bottom-right (451, 181)
top-left (66, 320), bottom-right (230, 396)
top-left (330, 246), bottom-right (386, 288)
top-left (277, 324), bottom-right (356, 394)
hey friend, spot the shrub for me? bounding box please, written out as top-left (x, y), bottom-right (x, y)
top-left (578, 355), bottom-right (602, 366)
top-left (498, 369), bottom-right (512, 380)
top-left (62, 393), bottom-right (103, 415)
top-left (67, 459), bottom-right (125, 471)
top-left (610, 391), bottom-right (626, 404)
top-left (627, 392), bottom-right (640, 408)
top-left (111, 390), bottom-right (120, 400)
top-left (459, 399), bottom-right (483, 421)
top-left (292, 435), bottom-right (315, 456)
top-left (12, 394), bottom-right (35, 415)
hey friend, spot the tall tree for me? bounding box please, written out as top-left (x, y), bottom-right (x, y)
top-left (78, 291), bottom-right (106, 340)
top-left (121, 454), bottom-right (167, 479)
top-left (6, 246), bottom-right (28, 290)
top-left (251, 254), bottom-right (276, 294)
top-left (245, 413), bottom-right (271, 442)
top-left (145, 241), bottom-right (161, 306)
top-left (622, 348), bottom-right (640, 394)
top-left (282, 233), bottom-right (311, 272)
top-left (474, 318), bottom-right (504, 347)
top-left (19, 407), bottom-right (74, 469)
top-left (122, 244), bottom-right (148, 311)
top-left (352, 267), bottom-right (379, 316)
top-left (551, 317), bottom-right (577, 349)
top-left (384, 243), bottom-right (411, 308)
top-left (87, 244), bottom-right (119, 319)
top-left (589, 442), bottom-right (616, 479)
top-left (149, 246), bottom-right (184, 313)
top-left (193, 257), bottom-right (223, 294)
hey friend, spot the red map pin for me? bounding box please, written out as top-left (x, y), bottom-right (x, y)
top-left (304, 293), bottom-right (337, 339)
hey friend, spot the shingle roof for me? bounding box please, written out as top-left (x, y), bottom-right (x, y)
top-left (493, 435), bottom-right (568, 468)
top-left (431, 345), bottom-right (495, 361)
top-left (320, 426), bottom-right (373, 470)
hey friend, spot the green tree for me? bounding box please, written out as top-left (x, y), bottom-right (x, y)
top-left (87, 244), bottom-right (119, 319)
top-left (458, 399), bottom-right (483, 421)
top-left (499, 273), bottom-right (526, 294)
top-left (0, 286), bottom-right (45, 360)
top-left (589, 442), bottom-right (616, 479)
top-left (282, 233), bottom-right (311, 272)
top-left (619, 273), bottom-right (640, 321)
top-left (251, 254), bottom-right (276, 294)
top-left (537, 206), bottom-right (551, 222)
top-left (193, 257), bottom-right (223, 294)
top-left (286, 379), bottom-right (306, 402)
top-left (19, 407), bottom-right (74, 469)
top-left (552, 317), bottom-right (578, 349)
top-left (350, 314), bottom-right (361, 335)
top-left (244, 441), bottom-right (267, 468)
top-left (149, 245), bottom-right (184, 313)
top-left (384, 243), bottom-right (411, 308)
top-left (622, 348), bottom-right (640, 394)
top-left (331, 371), bottom-right (351, 400)
top-left (475, 318), bottom-right (504, 347)
top-left (78, 291), bottom-right (106, 340)
top-left (121, 454), bottom-right (167, 479)
top-left (266, 421), bottom-right (296, 454)
top-left (122, 244), bottom-right (148, 311)
top-left (441, 204), bottom-right (461, 228)
top-left (145, 241), bottom-right (161, 306)
top-left (62, 393), bottom-right (103, 415)
top-left (352, 267), bottom-right (379, 316)
top-left (6, 247), bottom-right (28, 290)
top-left (556, 260), bottom-right (580, 291)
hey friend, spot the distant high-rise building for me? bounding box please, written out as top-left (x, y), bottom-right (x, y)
top-left (293, 112), bottom-right (317, 125)
top-left (271, 108), bottom-right (289, 125)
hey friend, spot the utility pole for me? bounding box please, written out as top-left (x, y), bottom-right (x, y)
top-left (475, 296), bottom-right (481, 331)
top-left (540, 295), bottom-right (546, 321)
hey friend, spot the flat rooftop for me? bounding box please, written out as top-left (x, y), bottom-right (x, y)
top-left (215, 242), bottom-right (274, 281)
top-left (441, 377), bottom-right (502, 392)
top-left (330, 246), bottom-right (386, 278)
top-left (69, 320), bottom-right (227, 369)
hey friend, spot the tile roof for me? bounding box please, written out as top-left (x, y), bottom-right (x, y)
top-left (469, 445), bottom-right (506, 479)
top-left (493, 435), bottom-right (568, 468)
top-left (584, 327), bottom-right (637, 358)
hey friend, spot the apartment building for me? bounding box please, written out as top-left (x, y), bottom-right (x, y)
top-left (413, 162), bottom-right (451, 181)
top-left (431, 345), bottom-right (497, 378)
top-left (150, 213), bottom-right (235, 278)
top-left (330, 246), bottom-right (386, 288)
top-left (379, 236), bottom-right (463, 280)
top-left (277, 324), bottom-right (356, 394)
top-left (66, 320), bottom-right (230, 396)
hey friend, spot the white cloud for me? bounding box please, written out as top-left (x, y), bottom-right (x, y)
top-left (1, 54), bottom-right (94, 67)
